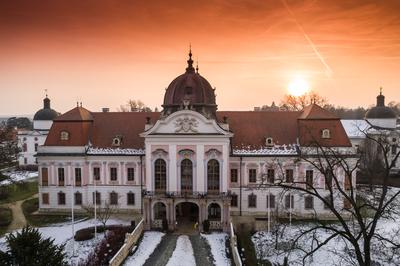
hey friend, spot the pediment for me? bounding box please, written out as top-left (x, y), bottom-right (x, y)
top-left (141, 110), bottom-right (232, 136)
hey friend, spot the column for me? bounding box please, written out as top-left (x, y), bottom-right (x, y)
top-left (222, 144), bottom-right (229, 192)
top-left (196, 145), bottom-right (205, 193)
top-left (169, 144), bottom-right (177, 192)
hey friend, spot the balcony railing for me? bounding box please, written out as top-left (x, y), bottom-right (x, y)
top-left (144, 190), bottom-right (231, 199)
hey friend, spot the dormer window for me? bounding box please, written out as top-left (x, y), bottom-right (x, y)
top-left (60, 131), bottom-right (69, 141)
top-left (265, 137), bottom-right (274, 146)
top-left (322, 129), bottom-right (331, 139)
top-left (112, 136), bottom-right (122, 147)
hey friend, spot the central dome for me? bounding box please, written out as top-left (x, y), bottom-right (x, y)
top-left (162, 50), bottom-right (217, 118)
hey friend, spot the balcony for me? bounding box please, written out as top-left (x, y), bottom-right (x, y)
top-left (144, 190), bottom-right (231, 200)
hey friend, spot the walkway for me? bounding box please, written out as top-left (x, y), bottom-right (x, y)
top-left (1, 194), bottom-right (38, 232)
top-left (127, 232), bottom-right (215, 266)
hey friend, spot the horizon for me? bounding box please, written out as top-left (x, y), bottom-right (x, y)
top-left (1, 0), bottom-right (399, 116)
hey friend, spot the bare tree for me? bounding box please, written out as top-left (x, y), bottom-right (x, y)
top-left (279, 91), bottom-right (328, 111)
top-left (83, 200), bottom-right (119, 229)
top-left (256, 126), bottom-right (400, 265)
top-left (118, 99), bottom-right (152, 112)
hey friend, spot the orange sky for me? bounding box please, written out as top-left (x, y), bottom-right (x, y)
top-left (0, 0), bottom-right (399, 116)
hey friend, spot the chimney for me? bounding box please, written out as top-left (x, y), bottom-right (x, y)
top-left (102, 108), bottom-right (110, 113)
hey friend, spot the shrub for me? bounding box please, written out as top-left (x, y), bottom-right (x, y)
top-left (0, 226), bottom-right (67, 265)
top-left (74, 225), bottom-right (131, 242)
top-left (0, 186), bottom-right (10, 201)
top-left (203, 219), bottom-right (210, 233)
top-left (0, 207), bottom-right (12, 227)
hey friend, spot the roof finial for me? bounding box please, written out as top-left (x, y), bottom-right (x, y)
top-left (196, 57), bottom-right (199, 73)
top-left (77, 101), bottom-right (79, 107)
top-left (380, 86), bottom-right (383, 95)
top-left (45, 88), bottom-right (48, 98)
top-left (186, 44), bottom-right (194, 73)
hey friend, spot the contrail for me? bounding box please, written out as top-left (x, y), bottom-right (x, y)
top-left (281, 0), bottom-right (333, 77)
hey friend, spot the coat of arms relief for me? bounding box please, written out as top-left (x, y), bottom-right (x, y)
top-left (174, 116), bottom-right (199, 133)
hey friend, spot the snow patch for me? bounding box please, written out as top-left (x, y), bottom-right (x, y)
top-left (166, 235), bottom-right (196, 266)
top-left (0, 171), bottom-right (38, 186)
top-left (87, 147), bottom-right (145, 156)
top-left (201, 233), bottom-right (231, 266)
top-left (124, 231), bottom-right (165, 266)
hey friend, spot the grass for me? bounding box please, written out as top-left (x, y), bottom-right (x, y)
top-left (22, 198), bottom-right (86, 227)
top-left (0, 181), bottom-right (38, 204)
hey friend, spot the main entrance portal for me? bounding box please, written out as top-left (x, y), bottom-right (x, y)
top-left (175, 202), bottom-right (199, 233)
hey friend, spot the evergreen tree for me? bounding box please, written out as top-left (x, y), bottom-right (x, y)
top-left (0, 226), bottom-right (67, 266)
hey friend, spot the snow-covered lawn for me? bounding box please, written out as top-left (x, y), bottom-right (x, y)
top-left (252, 215), bottom-right (400, 265)
top-left (201, 233), bottom-right (231, 266)
top-left (166, 235), bottom-right (196, 266)
top-left (124, 231), bottom-right (165, 266)
top-left (0, 218), bottom-right (129, 265)
top-left (0, 171), bottom-right (38, 186)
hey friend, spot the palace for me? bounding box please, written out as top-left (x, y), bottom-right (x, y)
top-left (37, 51), bottom-right (359, 232)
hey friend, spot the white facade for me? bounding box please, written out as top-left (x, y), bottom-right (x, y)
top-left (18, 129), bottom-right (48, 165)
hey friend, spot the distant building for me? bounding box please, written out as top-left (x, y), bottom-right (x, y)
top-left (17, 95), bottom-right (59, 166)
top-left (341, 90), bottom-right (399, 176)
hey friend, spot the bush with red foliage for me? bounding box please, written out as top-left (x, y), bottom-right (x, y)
top-left (79, 226), bottom-right (129, 266)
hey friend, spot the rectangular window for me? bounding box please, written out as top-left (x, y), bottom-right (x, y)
top-left (58, 168), bottom-right (65, 186)
top-left (248, 169), bottom-right (257, 183)
top-left (304, 196), bottom-right (314, 210)
top-left (324, 196), bottom-right (332, 210)
top-left (231, 169), bottom-right (238, 183)
top-left (127, 193), bottom-right (135, 205)
top-left (42, 193), bottom-right (49, 204)
top-left (267, 169), bottom-right (275, 183)
top-left (343, 198), bottom-right (351, 209)
top-left (248, 194), bottom-right (257, 208)
top-left (110, 192), bottom-right (118, 205)
top-left (92, 192), bottom-right (101, 205)
top-left (285, 169), bottom-right (294, 183)
top-left (58, 192), bottom-right (66, 205)
top-left (24, 157), bottom-right (27, 164)
top-left (231, 194), bottom-right (238, 207)
top-left (284, 194), bottom-right (294, 209)
top-left (127, 168), bottom-right (135, 181)
top-left (75, 192), bottom-right (82, 205)
top-left (93, 167), bottom-right (100, 181)
top-left (75, 168), bottom-right (82, 186)
top-left (34, 143), bottom-right (38, 152)
top-left (306, 170), bottom-right (313, 189)
top-left (344, 173), bottom-right (351, 190)
top-left (267, 194), bottom-right (275, 209)
top-left (325, 171), bottom-right (333, 190)
top-left (392, 145), bottom-right (397, 156)
top-left (41, 167), bottom-right (48, 186)
top-left (110, 167), bottom-right (118, 181)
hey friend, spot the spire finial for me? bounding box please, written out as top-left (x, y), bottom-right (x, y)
top-left (380, 86), bottom-right (383, 95)
top-left (186, 44), bottom-right (194, 72)
top-left (45, 89), bottom-right (48, 98)
top-left (196, 57), bottom-right (199, 73)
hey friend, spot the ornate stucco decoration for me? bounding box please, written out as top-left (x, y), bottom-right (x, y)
top-left (174, 116), bottom-right (198, 133)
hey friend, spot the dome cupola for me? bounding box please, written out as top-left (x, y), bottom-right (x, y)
top-left (365, 89), bottom-right (397, 119)
top-left (33, 95), bottom-right (59, 121)
top-left (162, 49), bottom-right (217, 119)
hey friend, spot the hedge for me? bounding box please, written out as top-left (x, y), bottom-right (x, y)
top-left (0, 207), bottom-right (12, 227)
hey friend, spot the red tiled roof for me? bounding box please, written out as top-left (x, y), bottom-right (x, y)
top-left (217, 111), bottom-right (300, 149)
top-left (298, 104), bottom-right (338, 119)
top-left (44, 105), bottom-right (351, 149)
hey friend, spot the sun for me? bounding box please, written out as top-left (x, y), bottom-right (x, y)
top-left (288, 77), bottom-right (310, 96)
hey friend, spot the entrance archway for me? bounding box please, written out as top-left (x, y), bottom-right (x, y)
top-left (175, 202), bottom-right (199, 233)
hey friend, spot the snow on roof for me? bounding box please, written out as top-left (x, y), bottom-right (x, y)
top-left (340, 119), bottom-right (369, 138)
top-left (233, 145), bottom-right (298, 156)
top-left (86, 147), bottom-right (145, 155)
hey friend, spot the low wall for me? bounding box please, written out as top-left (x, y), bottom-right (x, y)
top-left (230, 222), bottom-right (243, 266)
top-left (109, 219), bottom-right (144, 266)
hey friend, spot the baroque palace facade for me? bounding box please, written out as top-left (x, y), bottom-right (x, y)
top-left (37, 51), bottom-right (357, 232)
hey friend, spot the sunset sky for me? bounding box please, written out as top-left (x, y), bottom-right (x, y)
top-left (1, 0), bottom-right (399, 116)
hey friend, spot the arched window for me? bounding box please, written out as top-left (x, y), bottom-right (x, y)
top-left (154, 159), bottom-right (167, 191)
top-left (208, 203), bottom-right (221, 220)
top-left (207, 159), bottom-right (220, 193)
top-left (181, 159), bottom-right (193, 192)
